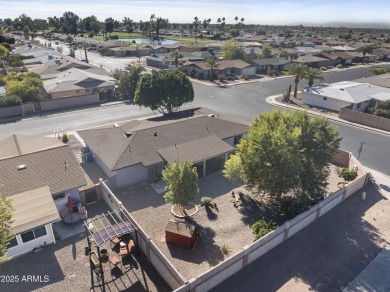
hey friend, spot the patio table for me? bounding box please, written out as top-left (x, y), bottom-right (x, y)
top-left (63, 213), bottom-right (80, 224)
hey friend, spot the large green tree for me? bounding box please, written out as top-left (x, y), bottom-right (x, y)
top-left (221, 39), bottom-right (245, 60)
top-left (0, 194), bottom-right (14, 262)
top-left (224, 111), bottom-right (340, 206)
top-left (257, 45), bottom-right (272, 59)
top-left (304, 67), bottom-right (324, 87)
top-left (0, 44), bottom-right (9, 58)
top-left (288, 63), bottom-right (308, 98)
top-left (162, 161), bottom-right (199, 215)
top-left (135, 70), bottom-right (194, 115)
top-left (5, 72), bottom-right (43, 103)
top-left (117, 64), bottom-right (145, 100)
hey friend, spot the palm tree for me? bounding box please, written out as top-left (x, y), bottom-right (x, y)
top-left (280, 50), bottom-right (290, 60)
top-left (241, 18), bottom-right (244, 23)
top-left (206, 58), bottom-right (220, 80)
top-left (124, 64), bottom-right (146, 99)
top-left (304, 67), bottom-right (324, 87)
top-left (81, 41), bottom-right (89, 63)
top-left (170, 49), bottom-right (183, 68)
top-left (234, 16), bottom-right (238, 25)
top-left (288, 63), bottom-right (308, 99)
top-left (193, 16), bottom-right (200, 44)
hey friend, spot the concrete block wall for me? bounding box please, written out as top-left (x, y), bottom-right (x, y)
top-left (339, 107), bottom-right (390, 131)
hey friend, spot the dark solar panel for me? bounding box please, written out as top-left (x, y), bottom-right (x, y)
top-left (92, 221), bottom-right (135, 245)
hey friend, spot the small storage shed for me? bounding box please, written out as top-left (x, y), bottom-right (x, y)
top-left (165, 220), bottom-right (197, 249)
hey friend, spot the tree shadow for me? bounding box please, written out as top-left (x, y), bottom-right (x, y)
top-left (212, 185), bottom-right (389, 292)
top-left (166, 217), bottom-right (224, 266)
top-left (205, 206), bottom-right (218, 221)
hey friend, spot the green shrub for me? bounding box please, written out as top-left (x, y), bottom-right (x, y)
top-left (336, 64), bottom-right (343, 69)
top-left (218, 74), bottom-right (225, 82)
top-left (88, 32), bottom-right (94, 38)
top-left (0, 94), bottom-right (22, 107)
top-left (200, 196), bottom-right (213, 207)
top-left (251, 219), bottom-right (276, 241)
top-left (190, 69), bottom-right (196, 77)
top-left (62, 132), bottom-right (69, 143)
top-left (196, 72), bottom-right (204, 79)
top-left (320, 67), bottom-right (327, 71)
top-left (369, 67), bottom-right (389, 75)
top-left (110, 34), bottom-right (119, 40)
top-left (337, 168), bottom-right (358, 182)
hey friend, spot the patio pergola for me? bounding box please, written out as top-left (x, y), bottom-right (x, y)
top-left (84, 210), bottom-right (138, 291)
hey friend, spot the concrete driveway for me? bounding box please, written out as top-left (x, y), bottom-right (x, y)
top-left (212, 185), bottom-right (390, 292)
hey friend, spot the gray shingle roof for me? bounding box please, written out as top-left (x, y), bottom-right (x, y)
top-left (0, 141), bottom-right (87, 196)
top-left (158, 135), bottom-right (234, 164)
top-left (78, 108), bottom-right (248, 170)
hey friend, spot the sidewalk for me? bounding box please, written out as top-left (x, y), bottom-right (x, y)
top-left (365, 167), bottom-right (390, 200)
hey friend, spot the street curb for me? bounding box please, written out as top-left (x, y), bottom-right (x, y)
top-left (266, 95), bottom-right (390, 137)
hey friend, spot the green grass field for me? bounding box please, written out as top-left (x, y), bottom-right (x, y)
top-left (92, 32), bottom-right (216, 45)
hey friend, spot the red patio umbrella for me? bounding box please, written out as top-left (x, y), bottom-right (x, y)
top-left (67, 194), bottom-right (73, 215)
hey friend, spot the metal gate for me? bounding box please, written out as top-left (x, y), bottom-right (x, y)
top-left (85, 187), bottom-right (98, 204)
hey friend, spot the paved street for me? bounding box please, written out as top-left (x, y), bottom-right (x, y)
top-left (1, 59), bottom-right (390, 174)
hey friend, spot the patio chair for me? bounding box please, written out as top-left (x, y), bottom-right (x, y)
top-left (60, 208), bottom-right (68, 219)
top-left (119, 240), bottom-right (135, 257)
top-left (110, 235), bottom-right (123, 248)
top-left (78, 204), bottom-right (88, 219)
top-left (109, 256), bottom-right (122, 273)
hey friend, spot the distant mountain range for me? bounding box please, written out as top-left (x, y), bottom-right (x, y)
top-left (289, 22), bottom-right (390, 29)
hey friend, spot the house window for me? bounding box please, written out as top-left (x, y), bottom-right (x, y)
top-left (323, 96), bottom-right (327, 101)
top-left (86, 89), bottom-right (90, 92)
top-left (7, 237), bottom-right (18, 249)
top-left (357, 103), bottom-right (361, 109)
top-left (21, 226), bottom-right (47, 243)
top-left (53, 193), bottom-right (65, 201)
top-left (234, 135), bottom-right (242, 145)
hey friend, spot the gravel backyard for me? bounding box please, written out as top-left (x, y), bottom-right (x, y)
top-left (116, 166), bottom-right (341, 280)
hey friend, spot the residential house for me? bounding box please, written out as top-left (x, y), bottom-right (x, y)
top-left (303, 81), bottom-right (390, 112)
top-left (332, 45), bottom-right (357, 52)
top-left (294, 46), bottom-right (322, 55)
top-left (372, 48), bottom-right (390, 61)
top-left (145, 51), bottom-right (212, 69)
top-left (294, 55), bottom-right (330, 68)
top-left (78, 108), bottom-right (248, 189)
top-left (347, 51), bottom-right (379, 63)
top-left (0, 135), bottom-right (87, 258)
top-left (42, 68), bottom-right (116, 99)
top-left (107, 46), bottom-right (153, 57)
top-left (181, 59), bottom-right (256, 78)
top-left (252, 58), bottom-right (291, 74)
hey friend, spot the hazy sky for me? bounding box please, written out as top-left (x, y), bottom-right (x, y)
top-left (1, 0), bottom-right (389, 25)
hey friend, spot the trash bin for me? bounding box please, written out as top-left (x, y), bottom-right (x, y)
top-left (85, 152), bottom-right (93, 163)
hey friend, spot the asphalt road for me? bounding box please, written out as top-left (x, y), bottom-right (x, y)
top-left (1, 64), bottom-right (389, 174)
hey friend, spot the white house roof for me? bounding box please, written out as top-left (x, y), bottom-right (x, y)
top-left (332, 45), bottom-right (357, 51)
top-left (370, 92), bottom-right (390, 102)
top-left (303, 81), bottom-right (390, 103)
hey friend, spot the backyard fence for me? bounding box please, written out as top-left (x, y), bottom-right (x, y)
top-left (97, 150), bottom-right (369, 292)
top-left (98, 179), bottom-right (186, 290)
top-left (174, 150), bottom-right (369, 292)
